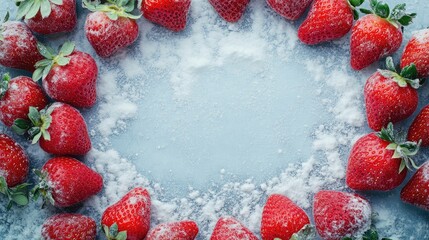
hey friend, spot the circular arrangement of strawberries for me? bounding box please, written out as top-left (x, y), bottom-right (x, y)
top-left (0, 0), bottom-right (428, 239)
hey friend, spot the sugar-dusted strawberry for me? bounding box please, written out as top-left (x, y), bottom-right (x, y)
top-left (364, 57), bottom-right (419, 131)
top-left (401, 29), bottom-right (429, 78)
top-left (0, 74), bottom-right (48, 127)
top-left (408, 105), bottom-right (429, 147)
top-left (102, 187), bottom-right (151, 240)
top-left (313, 190), bottom-right (372, 240)
top-left (33, 41), bottom-right (97, 108)
top-left (13, 103), bottom-right (92, 155)
top-left (146, 220), bottom-right (199, 240)
top-left (401, 162), bottom-right (429, 211)
top-left (350, 1), bottom-right (416, 70)
top-left (210, 217), bottom-right (258, 240)
top-left (267, 0), bottom-right (312, 21)
top-left (298, 0), bottom-right (364, 45)
top-left (0, 134), bottom-right (30, 209)
top-left (32, 156), bottom-right (103, 208)
top-left (261, 194), bottom-right (314, 240)
top-left (0, 14), bottom-right (43, 72)
top-left (16, 0), bottom-right (77, 34)
top-left (346, 123), bottom-right (420, 191)
top-left (41, 213), bottom-right (97, 240)
top-left (209, 0), bottom-right (250, 22)
top-left (140, 0), bottom-right (191, 32)
top-left (84, 0), bottom-right (140, 58)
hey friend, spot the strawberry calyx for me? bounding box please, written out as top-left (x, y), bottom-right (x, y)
top-left (359, 0), bottom-right (416, 28)
top-left (341, 225), bottom-right (392, 240)
top-left (31, 169), bottom-right (55, 208)
top-left (289, 224), bottom-right (316, 240)
top-left (376, 122), bottom-right (421, 173)
top-left (0, 73), bottom-right (11, 99)
top-left (33, 41), bottom-right (75, 82)
top-left (377, 57), bottom-right (420, 89)
top-left (102, 223), bottom-right (127, 240)
top-left (12, 105), bottom-right (53, 144)
top-left (16, 0), bottom-right (63, 20)
top-left (0, 12), bottom-right (10, 42)
top-left (83, 0), bottom-right (141, 20)
top-left (347, 0), bottom-right (365, 20)
top-left (0, 176), bottom-right (30, 210)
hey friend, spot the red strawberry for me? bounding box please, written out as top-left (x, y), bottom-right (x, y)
top-left (313, 190), bottom-right (372, 240)
top-left (84, 0), bottom-right (140, 58)
top-left (140, 0), bottom-right (191, 32)
top-left (16, 0), bottom-right (77, 34)
top-left (33, 42), bottom-right (97, 108)
top-left (101, 187), bottom-right (151, 240)
top-left (298, 0), bottom-right (363, 45)
top-left (401, 162), bottom-right (429, 211)
top-left (261, 194), bottom-right (313, 240)
top-left (401, 29), bottom-right (429, 78)
top-left (13, 103), bottom-right (92, 155)
top-left (408, 105), bottom-right (429, 147)
top-left (146, 220), bottom-right (199, 240)
top-left (210, 217), bottom-right (257, 240)
top-left (266, 0), bottom-right (312, 21)
top-left (0, 17), bottom-right (43, 72)
top-left (32, 156), bottom-right (103, 207)
top-left (364, 57), bottom-right (419, 131)
top-left (346, 123), bottom-right (420, 191)
top-left (350, 1), bottom-right (415, 70)
top-left (0, 74), bottom-right (48, 127)
top-left (41, 213), bottom-right (97, 240)
top-left (0, 134), bottom-right (30, 209)
top-left (209, 0), bottom-right (250, 23)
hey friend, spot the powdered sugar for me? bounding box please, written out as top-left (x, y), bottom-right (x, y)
top-left (412, 29), bottom-right (429, 44)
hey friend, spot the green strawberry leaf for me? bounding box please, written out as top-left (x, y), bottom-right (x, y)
top-left (353, 9), bottom-right (359, 20)
top-left (26, 0), bottom-right (41, 19)
top-left (106, 11), bottom-right (119, 20)
top-left (116, 231), bottom-right (127, 240)
top-left (0, 73), bottom-right (10, 99)
top-left (12, 194), bottom-right (29, 206)
top-left (37, 42), bottom-right (54, 59)
top-left (56, 56), bottom-right (70, 66)
top-left (290, 224), bottom-right (316, 240)
top-left (42, 63), bottom-right (52, 79)
top-left (12, 119), bottom-right (31, 135)
top-left (349, 0), bottom-right (364, 8)
top-left (32, 67), bottom-right (44, 81)
top-left (385, 56), bottom-right (396, 72)
top-left (360, 8), bottom-right (373, 14)
top-left (40, 0), bottom-right (52, 18)
top-left (34, 59), bottom-right (53, 68)
top-left (50, 0), bottom-right (62, 5)
top-left (398, 15), bottom-right (414, 26)
top-left (59, 41), bottom-right (75, 56)
top-left (374, 1), bottom-right (390, 19)
top-left (16, 0), bottom-right (34, 20)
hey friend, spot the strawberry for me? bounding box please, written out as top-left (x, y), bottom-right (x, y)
top-left (298, 0), bottom-right (364, 45)
top-left (32, 156), bottom-right (103, 208)
top-left (208, 0), bottom-right (250, 23)
top-left (101, 187), bottom-right (151, 240)
top-left (401, 29), bottom-right (429, 78)
top-left (408, 105), bottom-right (429, 147)
top-left (83, 0), bottom-right (141, 58)
top-left (313, 190), bottom-right (372, 240)
top-left (0, 73), bottom-right (48, 127)
top-left (261, 194), bottom-right (314, 240)
top-left (401, 162), bottom-right (429, 211)
top-left (139, 0), bottom-right (191, 32)
top-left (350, 1), bottom-right (415, 70)
top-left (13, 103), bottom-right (92, 156)
top-left (364, 57), bottom-right (419, 131)
top-left (266, 0), bottom-right (313, 21)
top-left (0, 134), bottom-right (30, 209)
top-left (146, 220), bottom-right (199, 240)
top-left (210, 217), bottom-right (258, 240)
top-left (0, 14), bottom-right (43, 72)
top-left (16, 0), bottom-right (77, 34)
top-left (33, 41), bottom-right (98, 108)
top-left (346, 123), bottom-right (420, 191)
top-left (41, 213), bottom-right (97, 240)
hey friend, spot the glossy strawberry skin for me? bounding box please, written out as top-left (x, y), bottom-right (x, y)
top-left (85, 12), bottom-right (139, 58)
top-left (401, 29), bottom-right (429, 78)
top-left (41, 213), bottom-right (97, 240)
top-left (350, 14), bottom-right (402, 70)
top-left (209, 0), bottom-right (250, 22)
top-left (0, 76), bottom-right (48, 127)
top-left (41, 157), bottom-right (103, 207)
top-left (140, 0), bottom-right (191, 32)
top-left (364, 71), bottom-right (418, 131)
top-left (0, 134), bottom-right (29, 187)
top-left (401, 162), bottom-right (429, 211)
top-left (298, 0), bottom-right (354, 45)
top-left (146, 220), bottom-right (199, 240)
top-left (101, 187), bottom-right (151, 240)
top-left (24, 0), bottom-right (77, 34)
top-left (346, 133), bottom-right (407, 191)
top-left (408, 105), bottom-right (429, 147)
top-left (0, 21), bottom-right (43, 72)
top-left (210, 217), bottom-right (258, 240)
top-left (313, 190), bottom-right (371, 240)
top-left (261, 194), bottom-right (310, 240)
top-left (39, 103), bottom-right (91, 156)
top-left (43, 51), bottom-right (98, 108)
top-left (267, 0), bottom-right (312, 21)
